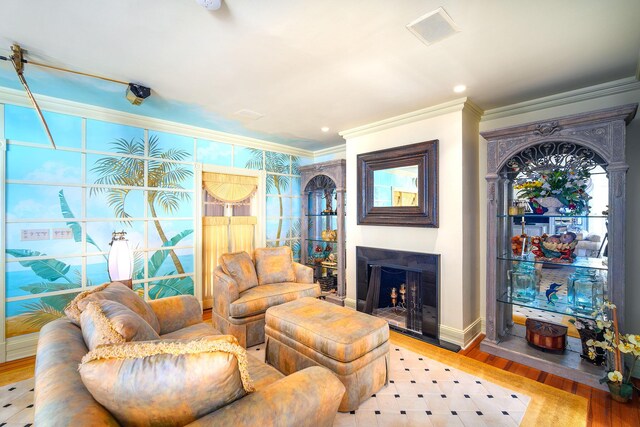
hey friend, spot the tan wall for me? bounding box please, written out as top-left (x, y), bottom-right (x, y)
top-left (343, 101), bottom-right (481, 347)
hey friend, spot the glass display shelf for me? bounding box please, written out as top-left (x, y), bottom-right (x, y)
top-left (307, 238), bottom-right (340, 243)
top-left (498, 214), bottom-right (608, 219)
top-left (306, 213), bottom-right (341, 217)
top-left (306, 263), bottom-right (338, 271)
top-left (497, 252), bottom-right (608, 270)
top-left (497, 290), bottom-right (596, 320)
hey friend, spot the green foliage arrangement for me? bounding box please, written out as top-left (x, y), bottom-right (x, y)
top-left (514, 169), bottom-right (591, 214)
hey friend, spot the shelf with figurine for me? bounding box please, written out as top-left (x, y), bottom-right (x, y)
top-left (481, 104), bottom-right (637, 390)
top-left (499, 258), bottom-right (606, 319)
top-left (300, 160), bottom-right (346, 305)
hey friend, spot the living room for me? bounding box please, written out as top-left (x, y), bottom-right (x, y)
top-left (1, 1), bottom-right (640, 426)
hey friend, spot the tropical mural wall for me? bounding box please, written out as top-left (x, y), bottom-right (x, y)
top-left (2, 102), bottom-right (306, 343)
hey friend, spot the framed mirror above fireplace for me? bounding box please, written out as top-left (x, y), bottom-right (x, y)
top-left (357, 140), bottom-right (438, 227)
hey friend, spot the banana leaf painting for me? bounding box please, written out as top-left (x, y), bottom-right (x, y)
top-left (5, 136), bottom-right (195, 337)
top-left (246, 148), bottom-right (299, 247)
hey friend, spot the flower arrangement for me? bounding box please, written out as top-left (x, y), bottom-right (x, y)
top-left (584, 301), bottom-right (638, 402)
top-left (513, 169), bottom-right (591, 214)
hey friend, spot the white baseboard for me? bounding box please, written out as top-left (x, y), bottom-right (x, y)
top-left (344, 297), bottom-right (357, 309)
top-left (7, 333), bottom-right (39, 361)
top-left (439, 317), bottom-right (483, 349)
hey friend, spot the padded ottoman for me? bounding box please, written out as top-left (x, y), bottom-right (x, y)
top-left (265, 297), bottom-right (390, 412)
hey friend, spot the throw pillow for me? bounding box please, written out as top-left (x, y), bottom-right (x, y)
top-left (254, 246), bottom-right (296, 285)
top-left (65, 282), bottom-right (161, 333)
top-left (219, 251), bottom-right (259, 293)
top-left (79, 335), bottom-right (254, 427)
top-left (80, 300), bottom-right (160, 351)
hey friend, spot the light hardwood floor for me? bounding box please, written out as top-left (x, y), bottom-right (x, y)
top-left (2, 310), bottom-right (638, 426)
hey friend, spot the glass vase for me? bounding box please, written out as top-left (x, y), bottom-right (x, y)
top-left (568, 268), bottom-right (604, 314)
top-left (509, 262), bottom-right (538, 303)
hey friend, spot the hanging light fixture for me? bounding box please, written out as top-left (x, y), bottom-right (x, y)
top-left (108, 231), bottom-right (133, 288)
top-left (0, 43), bottom-right (153, 151)
top-left (1, 44), bottom-right (57, 149)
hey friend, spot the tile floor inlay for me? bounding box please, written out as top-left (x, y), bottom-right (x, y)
top-left (0, 344), bottom-right (531, 426)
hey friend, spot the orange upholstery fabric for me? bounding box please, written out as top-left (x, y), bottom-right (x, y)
top-left (36, 291), bottom-right (344, 426)
top-left (265, 297), bottom-right (390, 412)
top-left (254, 246), bottom-right (295, 285)
top-left (79, 336), bottom-right (253, 427)
top-left (65, 282), bottom-right (160, 333)
top-left (147, 294), bottom-right (203, 335)
top-left (80, 300), bottom-right (160, 351)
top-left (229, 282), bottom-right (320, 318)
top-left (265, 297), bottom-right (389, 362)
top-left (220, 251), bottom-right (259, 293)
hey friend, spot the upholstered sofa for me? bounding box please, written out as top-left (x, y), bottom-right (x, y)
top-left (34, 283), bottom-right (344, 426)
top-left (211, 247), bottom-right (320, 347)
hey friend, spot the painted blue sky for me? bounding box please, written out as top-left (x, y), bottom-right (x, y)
top-left (0, 65), bottom-right (321, 150)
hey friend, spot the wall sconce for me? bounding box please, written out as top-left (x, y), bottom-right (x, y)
top-left (108, 231), bottom-right (133, 288)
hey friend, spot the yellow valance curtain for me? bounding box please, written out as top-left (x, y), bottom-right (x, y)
top-left (203, 172), bottom-right (258, 203)
top-left (202, 216), bottom-right (230, 309)
top-left (230, 216), bottom-right (257, 253)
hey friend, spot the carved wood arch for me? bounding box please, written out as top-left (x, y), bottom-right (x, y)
top-left (481, 103), bottom-right (637, 342)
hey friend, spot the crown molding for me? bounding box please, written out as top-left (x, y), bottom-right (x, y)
top-left (462, 99), bottom-right (483, 121)
top-left (0, 86), bottom-right (315, 158)
top-left (339, 97), bottom-right (474, 139)
top-left (313, 144), bottom-right (346, 159)
top-left (482, 77), bottom-right (640, 122)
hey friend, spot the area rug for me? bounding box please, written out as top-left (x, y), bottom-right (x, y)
top-left (0, 336), bottom-right (587, 427)
top-left (389, 331), bottom-right (588, 427)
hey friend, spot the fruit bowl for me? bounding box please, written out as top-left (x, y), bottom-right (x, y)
top-left (541, 240), bottom-right (578, 252)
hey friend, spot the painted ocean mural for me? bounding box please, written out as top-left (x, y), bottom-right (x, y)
top-left (4, 106), bottom-right (196, 338)
top-left (3, 103), bottom-right (306, 339)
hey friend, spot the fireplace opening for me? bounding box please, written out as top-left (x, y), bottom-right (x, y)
top-left (369, 266), bottom-right (424, 333)
top-left (357, 246), bottom-right (451, 349)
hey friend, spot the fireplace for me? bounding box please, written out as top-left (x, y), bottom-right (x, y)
top-left (356, 246), bottom-right (444, 346)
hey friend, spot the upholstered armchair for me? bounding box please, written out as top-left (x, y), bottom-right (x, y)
top-left (211, 246), bottom-right (320, 347)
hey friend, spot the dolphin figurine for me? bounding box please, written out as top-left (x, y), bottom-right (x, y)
top-left (545, 283), bottom-right (562, 305)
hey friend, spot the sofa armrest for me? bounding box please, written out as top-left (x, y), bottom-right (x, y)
top-left (213, 267), bottom-right (240, 318)
top-left (293, 262), bottom-right (313, 284)
top-left (35, 319), bottom-right (120, 426)
top-left (147, 295), bottom-right (203, 335)
top-left (186, 366), bottom-right (345, 427)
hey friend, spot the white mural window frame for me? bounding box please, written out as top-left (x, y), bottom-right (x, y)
top-left (195, 164), bottom-right (266, 307)
top-left (0, 104), bottom-right (198, 361)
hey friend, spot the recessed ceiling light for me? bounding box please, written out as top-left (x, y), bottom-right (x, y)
top-left (453, 84), bottom-right (466, 93)
top-left (321, 127), bottom-right (330, 132)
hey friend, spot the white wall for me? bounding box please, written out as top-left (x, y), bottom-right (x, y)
top-left (342, 100), bottom-right (482, 348)
top-left (478, 78), bottom-right (640, 333)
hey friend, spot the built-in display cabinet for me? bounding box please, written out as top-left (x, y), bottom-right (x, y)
top-left (300, 160), bottom-right (346, 305)
top-left (481, 104), bottom-right (638, 389)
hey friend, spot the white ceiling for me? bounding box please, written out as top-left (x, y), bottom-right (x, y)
top-left (0, 0), bottom-right (639, 151)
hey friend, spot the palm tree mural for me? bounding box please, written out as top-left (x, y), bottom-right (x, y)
top-left (91, 135), bottom-right (192, 273)
top-left (245, 148), bottom-right (293, 246)
top-left (5, 135), bottom-right (195, 336)
top-left (5, 190), bottom-right (99, 337)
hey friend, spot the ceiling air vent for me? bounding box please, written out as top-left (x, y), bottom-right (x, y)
top-left (233, 109), bottom-right (264, 121)
top-left (406, 7), bottom-right (460, 46)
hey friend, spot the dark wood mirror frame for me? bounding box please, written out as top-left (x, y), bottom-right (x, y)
top-left (357, 140), bottom-right (438, 227)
